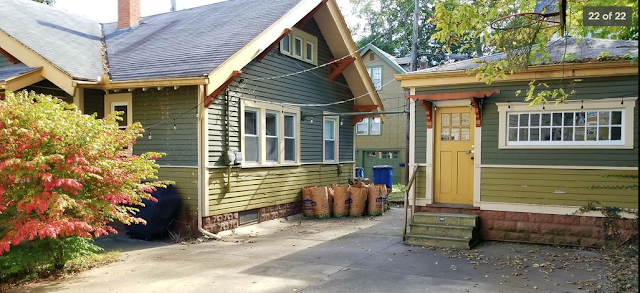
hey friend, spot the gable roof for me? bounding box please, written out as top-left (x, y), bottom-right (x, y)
top-left (0, 0), bottom-right (382, 111)
top-left (413, 37), bottom-right (638, 74)
top-left (103, 0), bottom-right (301, 81)
top-left (359, 44), bottom-right (407, 74)
top-left (0, 0), bottom-right (103, 81)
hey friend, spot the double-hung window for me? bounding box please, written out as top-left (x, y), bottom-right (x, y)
top-left (265, 111), bottom-right (279, 162)
top-left (366, 66), bottom-right (383, 90)
top-left (284, 114), bottom-right (296, 162)
top-left (244, 109), bottom-right (260, 163)
top-left (241, 100), bottom-right (300, 165)
top-left (497, 97), bottom-right (637, 149)
top-left (355, 117), bottom-right (381, 135)
top-left (323, 117), bottom-right (339, 162)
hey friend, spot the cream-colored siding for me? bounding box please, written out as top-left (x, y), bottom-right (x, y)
top-left (357, 50), bottom-right (407, 182)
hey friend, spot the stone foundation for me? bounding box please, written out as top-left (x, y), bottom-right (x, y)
top-left (417, 206), bottom-right (636, 247)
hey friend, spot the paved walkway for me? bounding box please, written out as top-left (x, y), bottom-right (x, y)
top-left (11, 207), bottom-right (608, 293)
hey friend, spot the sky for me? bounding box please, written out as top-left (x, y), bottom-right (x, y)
top-left (53, 0), bottom-right (358, 34)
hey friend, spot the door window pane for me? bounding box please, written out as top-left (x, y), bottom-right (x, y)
top-left (441, 127), bottom-right (451, 141)
top-left (451, 113), bottom-right (460, 127)
top-left (461, 127), bottom-right (470, 141)
top-left (451, 128), bottom-right (460, 141)
top-left (442, 114), bottom-right (451, 127)
top-left (461, 113), bottom-right (470, 127)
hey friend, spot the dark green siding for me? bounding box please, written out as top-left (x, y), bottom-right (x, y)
top-left (25, 80), bottom-right (72, 102)
top-left (0, 55), bottom-right (9, 67)
top-left (414, 102), bottom-right (427, 164)
top-left (208, 19), bottom-right (355, 166)
top-left (416, 76), bottom-right (638, 167)
top-left (133, 86), bottom-right (199, 166)
top-left (83, 88), bottom-right (104, 118)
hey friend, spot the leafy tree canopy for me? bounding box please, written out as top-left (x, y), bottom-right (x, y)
top-left (348, 0), bottom-right (483, 67)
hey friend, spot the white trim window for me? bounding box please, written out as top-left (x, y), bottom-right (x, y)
top-left (497, 97), bottom-right (637, 149)
top-left (280, 27), bottom-right (318, 65)
top-left (104, 93), bottom-right (133, 153)
top-left (244, 109), bottom-right (260, 163)
top-left (366, 66), bottom-right (382, 90)
top-left (284, 114), bottom-right (296, 162)
top-left (241, 100), bottom-right (300, 165)
top-left (265, 111), bottom-right (279, 162)
top-left (355, 117), bottom-right (381, 136)
top-left (323, 117), bottom-right (339, 162)
top-left (281, 34), bottom-right (291, 55)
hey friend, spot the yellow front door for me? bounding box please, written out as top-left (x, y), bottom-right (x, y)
top-left (434, 107), bottom-right (474, 205)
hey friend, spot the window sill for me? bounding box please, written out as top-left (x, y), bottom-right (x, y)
top-left (240, 162), bottom-right (302, 168)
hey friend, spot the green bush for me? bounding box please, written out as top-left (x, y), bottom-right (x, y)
top-left (0, 236), bottom-right (101, 282)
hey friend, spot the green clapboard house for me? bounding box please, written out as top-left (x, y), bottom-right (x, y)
top-left (0, 0), bottom-right (383, 236)
top-left (396, 37), bottom-right (638, 247)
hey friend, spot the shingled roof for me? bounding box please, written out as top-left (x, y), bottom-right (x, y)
top-left (103, 0), bottom-right (302, 81)
top-left (414, 37), bottom-right (638, 74)
top-left (0, 0), bottom-right (103, 81)
top-left (0, 0), bottom-right (302, 82)
top-left (0, 65), bottom-right (41, 83)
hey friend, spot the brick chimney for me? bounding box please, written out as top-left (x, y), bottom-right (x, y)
top-left (117, 0), bottom-right (141, 29)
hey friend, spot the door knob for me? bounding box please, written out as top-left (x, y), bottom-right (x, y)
top-left (465, 149), bottom-right (475, 154)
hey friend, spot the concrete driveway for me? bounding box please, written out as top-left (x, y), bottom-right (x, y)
top-left (11, 207), bottom-right (608, 293)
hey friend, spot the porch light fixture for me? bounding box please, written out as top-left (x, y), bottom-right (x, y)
top-left (148, 132), bottom-right (152, 140)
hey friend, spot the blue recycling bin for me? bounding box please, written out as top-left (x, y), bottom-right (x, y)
top-left (372, 165), bottom-right (393, 188)
top-left (354, 167), bottom-right (364, 178)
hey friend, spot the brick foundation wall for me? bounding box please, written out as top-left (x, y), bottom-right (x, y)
top-left (199, 201), bottom-right (303, 234)
top-left (417, 206), bottom-right (636, 247)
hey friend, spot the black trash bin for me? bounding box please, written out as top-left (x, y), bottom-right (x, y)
top-left (125, 184), bottom-right (181, 240)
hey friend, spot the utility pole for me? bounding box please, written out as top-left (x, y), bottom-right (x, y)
top-left (405, 0), bottom-right (418, 184)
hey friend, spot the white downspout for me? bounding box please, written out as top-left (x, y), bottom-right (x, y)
top-left (197, 84), bottom-right (221, 240)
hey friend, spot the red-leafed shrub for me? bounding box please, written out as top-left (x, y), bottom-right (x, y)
top-left (0, 91), bottom-right (167, 256)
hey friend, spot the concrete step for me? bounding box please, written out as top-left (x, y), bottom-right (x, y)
top-left (410, 223), bottom-right (477, 239)
top-left (405, 234), bottom-right (479, 249)
top-left (413, 212), bottom-right (478, 227)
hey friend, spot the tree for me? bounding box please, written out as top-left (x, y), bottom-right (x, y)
top-left (0, 91), bottom-right (168, 255)
top-left (430, 0), bottom-right (638, 104)
top-left (348, 0), bottom-right (482, 68)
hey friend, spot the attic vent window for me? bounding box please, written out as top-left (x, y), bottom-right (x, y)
top-left (280, 28), bottom-right (317, 65)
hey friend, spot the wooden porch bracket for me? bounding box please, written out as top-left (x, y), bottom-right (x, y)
top-left (295, 0), bottom-right (328, 28)
top-left (256, 28), bottom-right (292, 62)
top-left (352, 104), bottom-right (378, 125)
top-left (470, 97), bottom-right (482, 127)
top-left (405, 89), bottom-right (500, 101)
top-left (328, 56), bottom-right (356, 82)
top-left (421, 100), bottom-right (433, 129)
top-left (0, 48), bottom-right (20, 65)
top-left (204, 70), bottom-right (241, 108)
